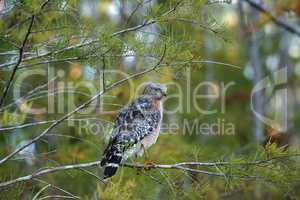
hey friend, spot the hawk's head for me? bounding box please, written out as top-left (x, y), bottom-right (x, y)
top-left (143, 82), bottom-right (167, 100)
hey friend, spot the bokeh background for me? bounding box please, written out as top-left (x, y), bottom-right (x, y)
top-left (1, 0), bottom-right (300, 199)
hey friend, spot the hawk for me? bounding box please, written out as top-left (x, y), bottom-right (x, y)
top-left (100, 82), bottom-right (167, 179)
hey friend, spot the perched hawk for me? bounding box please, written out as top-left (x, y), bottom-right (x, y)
top-left (101, 82), bottom-right (167, 179)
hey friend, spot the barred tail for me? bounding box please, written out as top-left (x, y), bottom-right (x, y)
top-left (100, 145), bottom-right (123, 179)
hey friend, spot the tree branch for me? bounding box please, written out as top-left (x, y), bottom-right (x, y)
top-left (0, 0), bottom-right (52, 108)
top-left (0, 44), bottom-right (167, 165)
top-left (243, 0), bottom-right (300, 37)
top-left (0, 15), bottom-right (35, 108)
top-left (1, 154), bottom-right (298, 188)
top-left (0, 118), bottom-right (112, 132)
top-left (0, 2), bottom-right (180, 70)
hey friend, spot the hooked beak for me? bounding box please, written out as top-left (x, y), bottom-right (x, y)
top-left (162, 92), bottom-right (167, 97)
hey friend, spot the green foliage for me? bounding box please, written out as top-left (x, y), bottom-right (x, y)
top-left (0, 0), bottom-right (300, 199)
top-left (0, 168), bottom-right (24, 199)
top-left (0, 103), bottom-right (30, 126)
top-left (95, 170), bottom-right (136, 200)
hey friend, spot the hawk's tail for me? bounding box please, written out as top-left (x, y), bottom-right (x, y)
top-left (100, 145), bottom-right (122, 179)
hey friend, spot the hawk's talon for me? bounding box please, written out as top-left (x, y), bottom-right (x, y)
top-left (144, 160), bottom-right (154, 171)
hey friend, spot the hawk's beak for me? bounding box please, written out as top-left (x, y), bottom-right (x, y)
top-left (162, 92), bottom-right (167, 97)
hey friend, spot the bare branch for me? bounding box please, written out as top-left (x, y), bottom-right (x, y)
top-left (38, 195), bottom-right (77, 200)
top-left (125, 0), bottom-right (153, 25)
top-left (0, 0), bottom-right (52, 107)
top-left (163, 60), bottom-right (241, 70)
top-left (0, 51), bottom-right (35, 56)
top-left (0, 15), bottom-right (35, 108)
top-left (0, 160), bottom-right (102, 188)
top-left (102, 56), bottom-right (106, 92)
top-left (243, 0), bottom-right (300, 37)
top-left (1, 154), bottom-right (298, 188)
top-left (0, 118), bottom-right (112, 132)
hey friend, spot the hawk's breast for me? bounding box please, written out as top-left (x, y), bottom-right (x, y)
top-left (140, 101), bottom-right (163, 150)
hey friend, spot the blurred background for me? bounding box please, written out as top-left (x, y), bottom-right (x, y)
top-left (0, 0), bottom-right (300, 199)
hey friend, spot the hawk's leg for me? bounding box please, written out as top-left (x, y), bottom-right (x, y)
top-left (142, 144), bottom-right (154, 170)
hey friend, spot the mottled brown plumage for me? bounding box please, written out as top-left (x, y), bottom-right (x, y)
top-left (101, 82), bottom-right (167, 179)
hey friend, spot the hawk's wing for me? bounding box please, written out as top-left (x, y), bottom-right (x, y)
top-left (110, 96), bottom-right (154, 141)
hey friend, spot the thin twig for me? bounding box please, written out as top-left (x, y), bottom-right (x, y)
top-left (34, 179), bottom-right (81, 200)
top-left (77, 168), bottom-right (106, 184)
top-left (102, 56), bottom-right (106, 92)
top-left (125, 0), bottom-right (152, 25)
top-left (0, 118), bottom-right (112, 131)
top-left (38, 195), bottom-right (77, 200)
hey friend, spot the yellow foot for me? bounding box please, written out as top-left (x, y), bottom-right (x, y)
top-left (144, 160), bottom-right (154, 171)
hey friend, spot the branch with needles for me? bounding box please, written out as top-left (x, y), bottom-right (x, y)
top-left (1, 154), bottom-right (299, 188)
